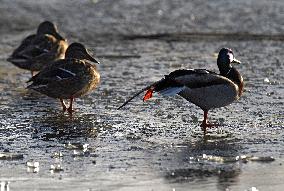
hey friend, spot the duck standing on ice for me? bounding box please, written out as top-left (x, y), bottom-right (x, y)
top-left (27, 43), bottom-right (100, 114)
top-left (7, 21), bottom-right (68, 76)
top-left (118, 48), bottom-right (244, 134)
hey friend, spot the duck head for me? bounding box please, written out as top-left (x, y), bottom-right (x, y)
top-left (37, 21), bottom-right (65, 41)
top-left (65, 43), bottom-right (99, 64)
top-left (217, 48), bottom-right (241, 75)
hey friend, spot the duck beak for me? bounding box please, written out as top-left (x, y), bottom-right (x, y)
top-left (232, 58), bottom-right (241, 64)
top-left (54, 32), bottom-right (65, 41)
top-left (87, 54), bottom-right (100, 64)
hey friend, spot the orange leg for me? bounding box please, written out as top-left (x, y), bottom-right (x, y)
top-left (59, 99), bottom-right (67, 112)
top-left (67, 97), bottom-right (74, 114)
top-left (200, 110), bottom-right (219, 135)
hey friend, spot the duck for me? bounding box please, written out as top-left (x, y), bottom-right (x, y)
top-left (7, 21), bottom-right (68, 76)
top-left (27, 42), bottom-right (100, 114)
top-left (118, 48), bottom-right (244, 134)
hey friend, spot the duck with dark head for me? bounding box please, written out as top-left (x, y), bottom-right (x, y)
top-left (118, 48), bottom-right (244, 135)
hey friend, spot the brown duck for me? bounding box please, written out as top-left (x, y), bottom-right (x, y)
top-left (7, 21), bottom-right (68, 76)
top-left (27, 43), bottom-right (100, 113)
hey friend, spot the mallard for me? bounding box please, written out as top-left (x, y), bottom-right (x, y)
top-left (118, 48), bottom-right (244, 134)
top-left (27, 43), bottom-right (100, 114)
top-left (7, 21), bottom-right (68, 76)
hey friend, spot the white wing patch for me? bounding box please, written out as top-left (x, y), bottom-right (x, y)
top-left (159, 87), bottom-right (185, 96)
top-left (56, 76), bottom-right (62, 80)
top-left (30, 84), bottom-right (48, 89)
top-left (58, 68), bottom-right (76, 76)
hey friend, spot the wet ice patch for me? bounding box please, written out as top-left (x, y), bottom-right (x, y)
top-left (193, 154), bottom-right (275, 163)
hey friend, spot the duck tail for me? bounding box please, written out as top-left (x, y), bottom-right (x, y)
top-left (141, 78), bottom-right (169, 101)
top-left (117, 79), bottom-right (164, 110)
top-left (142, 88), bottom-right (154, 101)
top-left (117, 76), bottom-right (184, 110)
top-left (26, 71), bottom-right (40, 83)
top-left (147, 76), bottom-right (184, 97)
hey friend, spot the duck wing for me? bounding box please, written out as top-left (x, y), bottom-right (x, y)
top-left (156, 69), bottom-right (230, 94)
top-left (117, 69), bottom-right (232, 109)
top-left (16, 34), bottom-right (57, 60)
top-left (27, 59), bottom-right (96, 98)
top-left (7, 34), bottom-right (36, 66)
top-left (10, 34), bottom-right (36, 57)
top-left (27, 59), bottom-right (79, 85)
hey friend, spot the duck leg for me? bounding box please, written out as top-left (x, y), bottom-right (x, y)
top-left (200, 110), bottom-right (219, 135)
top-left (59, 99), bottom-right (67, 112)
top-left (31, 71), bottom-right (34, 77)
top-left (67, 97), bottom-right (74, 114)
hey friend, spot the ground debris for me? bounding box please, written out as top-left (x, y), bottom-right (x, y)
top-left (26, 161), bottom-right (39, 168)
top-left (248, 156), bottom-right (275, 162)
top-left (64, 142), bottom-right (96, 157)
top-left (0, 153), bottom-right (24, 160)
top-left (64, 142), bottom-right (89, 151)
top-left (26, 161), bottom-right (39, 173)
top-left (51, 151), bottom-right (63, 158)
top-left (50, 164), bottom-right (64, 172)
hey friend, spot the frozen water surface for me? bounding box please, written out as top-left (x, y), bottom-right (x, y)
top-left (0, 0), bottom-right (283, 190)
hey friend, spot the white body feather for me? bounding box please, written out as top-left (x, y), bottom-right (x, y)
top-left (159, 87), bottom-right (185, 96)
top-left (58, 68), bottom-right (76, 76)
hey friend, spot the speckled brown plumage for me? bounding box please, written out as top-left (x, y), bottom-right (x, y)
top-left (27, 43), bottom-right (100, 113)
top-left (7, 21), bottom-right (68, 76)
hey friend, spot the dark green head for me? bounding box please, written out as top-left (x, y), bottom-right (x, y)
top-left (217, 48), bottom-right (241, 75)
top-left (65, 43), bottom-right (99, 64)
top-left (37, 21), bottom-right (65, 41)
